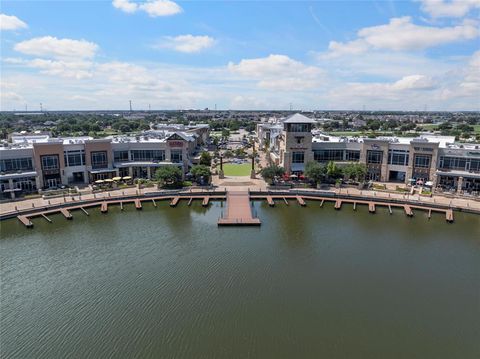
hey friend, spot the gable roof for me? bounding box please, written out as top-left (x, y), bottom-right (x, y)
top-left (283, 113), bottom-right (317, 124)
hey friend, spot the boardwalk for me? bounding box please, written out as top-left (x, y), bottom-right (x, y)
top-left (218, 191), bottom-right (261, 226)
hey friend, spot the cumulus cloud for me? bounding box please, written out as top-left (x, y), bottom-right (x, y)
top-left (0, 14), bottom-right (28, 30)
top-left (112, 0), bottom-right (138, 13)
top-left (323, 16), bottom-right (479, 57)
top-left (419, 0), bottom-right (480, 18)
top-left (228, 54), bottom-right (324, 90)
top-left (112, 0), bottom-right (182, 17)
top-left (155, 35), bottom-right (215, 53)
top-left (14, 36), bottom-right (99, 59)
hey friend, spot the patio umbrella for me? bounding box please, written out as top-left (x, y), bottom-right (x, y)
top-left (104, 179), bottom-right (114, 183)
top-left (290, 174), bottom-right (298, 178)
top-left (95, 180), bottom-right (105, 184)
top-left (425, 181), bottom-right (433, 186)
top-left (112, 176), bottom-right (122, 181)
top-left (417, 180), bottom-right (424, 185)
top-left (122, 176), bottom-right (132, 180)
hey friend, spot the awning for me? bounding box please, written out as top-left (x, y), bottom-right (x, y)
top-left (0, 171), bottom-right (38, 180)
top-left (90, 168), bottom-right (116, 174)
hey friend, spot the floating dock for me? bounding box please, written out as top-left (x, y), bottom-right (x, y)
top-left (296, 196), bottom-right (306, 206)
top-left (368, 202), bottom-right (375, 213)
top-left (135, 198), bottom-right (142, 210)
top-left (218, 191), bottom-right (261, 226)
top-left (170, 197), bottom-right (180, 207)
top-left (266, 196), bottom-right (275, 207)
top-left (202, 196), bottom-right (210, 207)
top-left (60, 208), bottom-right (73, 219)
top-left (334, 200), bottom-right (342, 210)
top-left (446, 209), bottom-right (454, 222)
top-left (404, 205), bottom-right (413, 217)
top-left (101, 202), bottom-right (108, 213)
top-left (17, 215), bottom-right (33, 228)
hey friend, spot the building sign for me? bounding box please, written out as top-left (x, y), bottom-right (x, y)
top-left (168, 141), bottom-right (184, 148)
top-left (413, 147), bottom-right (434, 152)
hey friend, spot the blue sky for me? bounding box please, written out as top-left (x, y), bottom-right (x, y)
top-left (1, 0), bottom-right (479, 111)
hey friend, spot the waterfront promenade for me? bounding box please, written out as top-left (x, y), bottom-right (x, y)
top-left (1, 184), bottom-right (479, 219)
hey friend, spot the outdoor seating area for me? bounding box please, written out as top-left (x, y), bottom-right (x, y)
top-left (93, 176), bottom-right (133, 189)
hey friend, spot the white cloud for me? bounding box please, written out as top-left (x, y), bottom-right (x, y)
top-left (14, 36), bottom-right (99, 59)
top-left (324, 16), bottom-right (479, 57)
top-left (112, 0), bottom-right (182, 17)
top-left (112, 0), bottom-right (138, 13)
top-left (155, 35), bottom-right (215, 53)
top-left (0, 14), bottom-right (28, 30)
top-left (140, 0), bottom-right (182, 17)
top-left (391, 75), bottom-right (436, 90)
top-left (419, 0), bottom-right (480, 18)
top-left (228, 54), bottom-right (324, 90)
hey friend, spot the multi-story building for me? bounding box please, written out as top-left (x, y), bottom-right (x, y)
top-left (0, 125), bottom-right (209, 200)
top-left (264, 113), bottom-right (480, 193)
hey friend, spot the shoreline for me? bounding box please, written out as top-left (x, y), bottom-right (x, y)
top-left (2, 188), bottom-right (479, 225)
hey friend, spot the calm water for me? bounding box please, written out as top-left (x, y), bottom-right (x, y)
top-left (1, 200), bottom-right (479, 358)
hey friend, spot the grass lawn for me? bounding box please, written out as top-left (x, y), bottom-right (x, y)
top-left (222, 163), bottom-right (252, 176)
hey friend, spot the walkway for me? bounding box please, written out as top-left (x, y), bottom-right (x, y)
top-left (218, 191), bottom-right (261, 226)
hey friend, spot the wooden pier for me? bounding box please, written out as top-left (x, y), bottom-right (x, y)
top-left (218, 191), bottom-right (261, 226)
top-left (404, 205), bottom-right (413, 217)
top-left (296, 196), bottom-right (306, 206)
top-left (266, 196), bottom-right (275, 207)
top-left (446, 209), bottom-right (454, 222)
top-left (334, 199), bottom-right (342, 210)
top-left (60, 208), bottom-right (73, 219)
top-left (170, 197), bottom-right (180, 207)
top-left (101, 202), bottom-right (108, 213)
top-left (17, 215), bottom-right (33, 228)
top-left (368, 202), bottom-right (375, 213)
top-left (134, 198), bottom-right (142, 210)
top-left (202, 196), bottom-right (210, 207)
top-left (10, 191), bottom-right (463, 229)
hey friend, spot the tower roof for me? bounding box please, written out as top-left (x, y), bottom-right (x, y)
top-left (283, 113), bottom-right (317, 124)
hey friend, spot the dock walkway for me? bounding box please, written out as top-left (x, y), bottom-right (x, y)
top-left (218, 191), bottom-right (261, 226)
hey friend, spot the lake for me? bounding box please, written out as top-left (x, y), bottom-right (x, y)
top-left (1, 200), bottom-right (479, 358)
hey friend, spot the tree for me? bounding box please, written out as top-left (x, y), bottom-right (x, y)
top-left (221, 128), bottom-right (230, 141)
top-left (304, 161), bottom-right (325, 185)
top-left (199, 151), bottom-right (212, 166)
top-left (260, 165), bottom-right (285, 184)
top-left (155, 165), bottom-right (182, 187)
top-left (190, 165), bottom-right (211, 183)
top-left (326, 161), bottom-right (342, 180)
top-left (343, 163), bottom-right (367, 182)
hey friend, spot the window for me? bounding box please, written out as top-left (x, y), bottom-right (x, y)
top-left (91, 151), bottom-right (108, 169)
top-left (131, 150), bottom-right (165, 162)
top-left (114, 151), bottom-right (129, 162)
top-left (367, 150), bottom-right (383, 164)
top-left (171, 150), bottom-right (183, 163)
top-left (439, 156), bottom-right (468, 171)
top-left (388, 150), bottom-right (409, 166)
top-left (292, 151), bottom-right (304, 164)
top-left (0, 158), bottom-right (33, 172)
top-left (64, 150), bottom-right (85, 167)
top-left (289, 124), bottom-right (309, 133)
top-left (41, 155), bottom-right (59, 170)
top-left (414, 154), bottom-right (431, 168)
top-left (345, 150), bottom-right (360, 162)
top-left (295, 136), bottom-right (304, 144)
top-left (470, 159), bottom-right (480, 172)
top-left (314, 149), bottom-right (344, 162)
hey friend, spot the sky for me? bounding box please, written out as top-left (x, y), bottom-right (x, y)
top-left (1, 0), bottom-right (479, 111)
